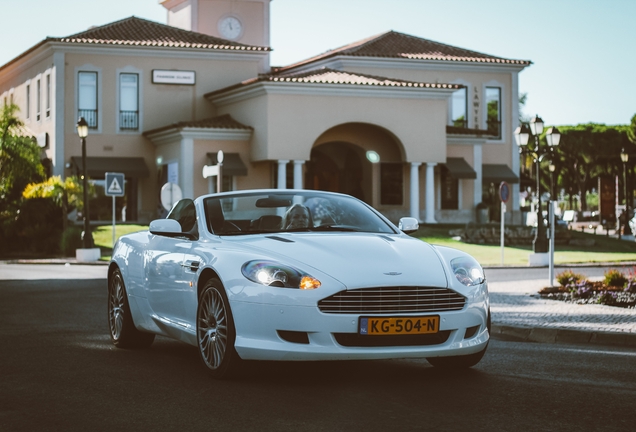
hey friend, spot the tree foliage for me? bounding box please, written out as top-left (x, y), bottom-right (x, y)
top-left (0, 104), bottom-right (45, 205)
top-left (536, 122), bottom-right (632, 211)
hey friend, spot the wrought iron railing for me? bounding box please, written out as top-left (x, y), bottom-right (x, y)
top-left (486, 119), bottom-right (501, 139)
top-left (119, 111), bottom-right (139, 130)
top-left (78, 109), bottom-right (98, 128)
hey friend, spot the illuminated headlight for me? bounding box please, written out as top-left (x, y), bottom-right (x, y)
top-left (242, 261), bottom-right (321, 289)
top-left (451, 256), bottom-right (485, 286)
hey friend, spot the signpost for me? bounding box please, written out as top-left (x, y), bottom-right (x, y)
top-left (105, 172), bottom-right (125, 247)
top-left (202, 150), bottom-right (224, 193)
top-left (499, 182), bottom-right (510, 265)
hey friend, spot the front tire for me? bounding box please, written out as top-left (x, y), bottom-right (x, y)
top-left (426, 344), bottom-right (488, 369)
top-left (197, 278), bottom-right (241, 378)
top-left (426, 309), bottom-right (490, 369)
top-left (108, 268), bottom-right (155, 349)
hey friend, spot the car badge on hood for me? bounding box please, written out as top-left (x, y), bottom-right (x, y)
top-left (384, 272), bottom-right (402, 276)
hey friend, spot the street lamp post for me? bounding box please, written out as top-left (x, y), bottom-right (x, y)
top-left (621, 148), bottom-right (631, 236)
top-left (515, 115), bottom-right (561, 254)
top-left (76, 117), bottom-right (93, 249)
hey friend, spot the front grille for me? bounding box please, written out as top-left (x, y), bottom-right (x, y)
top-left (318, 286), bottom-right (466, 314)
top-left (334, 331), bottom-right (451, 347)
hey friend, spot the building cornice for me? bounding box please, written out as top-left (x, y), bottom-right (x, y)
top-left (207, 80), bottom-right (456, 106)
top-left (146, 127), bottom-right (252, 146)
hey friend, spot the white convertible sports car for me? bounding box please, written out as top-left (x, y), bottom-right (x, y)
top-left (108, 189), bottom-right (490, 378)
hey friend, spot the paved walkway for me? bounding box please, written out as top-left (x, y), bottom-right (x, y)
top-left (1, 260), bottom-right (635, 347)
top-left (489, 278), bottom-right (636, 347)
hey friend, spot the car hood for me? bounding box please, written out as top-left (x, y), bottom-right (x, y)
top-left (228, 233), bottom-right (449, 289)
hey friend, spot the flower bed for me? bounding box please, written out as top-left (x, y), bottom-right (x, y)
top-left (539, 269), bottom-right (636, 308)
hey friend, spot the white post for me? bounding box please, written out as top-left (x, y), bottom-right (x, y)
top-left (410, 163), bottom-right (421, 220)
top-left (500, 201), bottom-right (506, 265)
top-left (293, 160), bottom-right (304, 189)
top-left (425, 163), bottom-right (437, 223)
top-left (112, 196), bottom-right (116, 248)
top-left (549, 200), bottom-right (556, 286)
top-left (277, 160), bottom-right (289, 189)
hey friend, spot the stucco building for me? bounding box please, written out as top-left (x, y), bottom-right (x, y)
top-left (0, 0), bottom-right (529, 224)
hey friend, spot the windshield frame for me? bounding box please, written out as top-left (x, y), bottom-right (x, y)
top-left (203, 190), bottom-right (398, 236)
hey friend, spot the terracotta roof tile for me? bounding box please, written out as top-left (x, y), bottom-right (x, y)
top-left (51, 16), bottom-right (269, 52)
top-left (206, 67), bottom-right (462, 98)
top-left (276, 31), bottom-right (530, 72)
top-left (143, 114), bottom-right (252, 136)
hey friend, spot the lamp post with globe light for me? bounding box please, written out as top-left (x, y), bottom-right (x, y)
top-left (77, 117), bottom-right (94, 249)
top-left (621, 148), bottom-right (631, 236)
top-left (515, 115), bottom-right (561, 255)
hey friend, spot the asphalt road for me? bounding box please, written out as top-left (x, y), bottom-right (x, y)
top-left (1, 269), bottom-right (635, 431)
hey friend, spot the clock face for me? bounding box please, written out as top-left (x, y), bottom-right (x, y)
top-left (219, 16), bottom-right (242, 40)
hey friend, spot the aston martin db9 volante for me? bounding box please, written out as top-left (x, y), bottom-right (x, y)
top-left (108, 189), bottom-right (490, 378)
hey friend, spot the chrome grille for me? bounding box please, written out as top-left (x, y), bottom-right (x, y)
top-left (318, 286), bottom-right (466, 314)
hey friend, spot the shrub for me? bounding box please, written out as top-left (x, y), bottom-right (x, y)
top-left (604, 269), bottom-right (627, 288)
top-left (60, 226), bottom-right (83, 256)
top-left (556, 270), bottom-right (586, 287)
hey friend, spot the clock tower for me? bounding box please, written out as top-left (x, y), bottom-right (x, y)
top-left (160, 0), bottom-right (271, 47)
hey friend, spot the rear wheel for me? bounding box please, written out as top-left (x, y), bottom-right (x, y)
top-left (108, 268), bottom-right (155, 349)
top-left (196, 278), bottom-right (241, 378)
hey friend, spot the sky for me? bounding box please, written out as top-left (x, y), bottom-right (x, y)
top-left (1, 0), bottom-right (634, 127)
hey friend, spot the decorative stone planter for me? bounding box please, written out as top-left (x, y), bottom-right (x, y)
top-left (76, 248), bottom-right (101, 262)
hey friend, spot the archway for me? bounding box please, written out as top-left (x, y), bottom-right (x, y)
top-left (306, 123), bottom-right (404, 206)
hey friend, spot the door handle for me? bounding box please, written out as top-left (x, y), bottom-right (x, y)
top-left (182, 261), bottom-right (200, 272)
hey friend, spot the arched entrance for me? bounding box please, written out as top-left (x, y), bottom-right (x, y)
top-left (306, 123), bottom-right (404, 206)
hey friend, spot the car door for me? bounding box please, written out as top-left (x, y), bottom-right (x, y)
top-left (144, 199), bottom-right (198, 330)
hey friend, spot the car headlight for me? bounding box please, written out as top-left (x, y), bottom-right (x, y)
top-left (241, 260), bottom-right (321, 289)
top-left (450, 256), bottom-right (485, 286)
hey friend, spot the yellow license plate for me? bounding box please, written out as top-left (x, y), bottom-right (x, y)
top-left (359, 316), bottom-right (440, 335)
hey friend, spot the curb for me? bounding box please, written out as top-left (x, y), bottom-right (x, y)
top-left (492, 324), bottom-right (636, 348)
top-left (1, 259), bottom-right (109, 266)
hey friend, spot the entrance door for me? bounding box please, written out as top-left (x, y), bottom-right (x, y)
top-left (307, 143), bottom-right (367, 203)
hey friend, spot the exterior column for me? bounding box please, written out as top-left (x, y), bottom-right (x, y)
top-left (293, 160), bottom-right (304, 189)
top-left (425, 162), bottom-right (437, 224)
top-left (410, 163), bottom-right (421, 221)
top-left (473, 144), bottom-right (483, 207)
top-left (277, 160), bottom-right (289, 189)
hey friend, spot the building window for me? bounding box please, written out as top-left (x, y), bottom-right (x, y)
top-left (78, 71), bottom-right (98, 128)
top-left (119, 73), bottom-right (138, 130)
top-left (26, 84), bottom-right (30, 120)
top-left (441, 167), bottom-right (459, 210)
top-left (486, 87), bottom-right (501, 139)
top-left (380, 163), bottom-right (403, 205)
top-left (451, 87), bottom-right (467, 128)
top-left (46, 74), bottom-right (51, 118)
top-left (36, 79), bottom-right (41, 121)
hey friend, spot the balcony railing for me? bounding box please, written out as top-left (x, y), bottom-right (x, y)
top-left (486, 119), bottom-right (501, 139)
top-left (119, 110), bottom-right (139, 130)
top-left (452, 118), bottom-right (467, 128)
top-left (78, 109), bottom-right (98, 128)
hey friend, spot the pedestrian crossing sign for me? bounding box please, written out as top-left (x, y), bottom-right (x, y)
top-left (105, 172), bottom-right (125, 197)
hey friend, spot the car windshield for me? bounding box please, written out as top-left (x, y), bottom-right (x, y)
top-left (203, 191), bottom-right (397, 235)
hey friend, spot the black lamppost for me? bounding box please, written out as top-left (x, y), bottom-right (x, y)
top-left (515, 115), bottom-right (561, 253)
top-left (77, 117), bottom-right (93, 248)
top-left (621, 148), bottom-right (631, 235)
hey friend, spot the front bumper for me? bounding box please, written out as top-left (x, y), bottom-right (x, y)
top-left (230, 295), bottom-right (489, 361)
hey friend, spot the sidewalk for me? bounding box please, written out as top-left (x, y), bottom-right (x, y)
top-left (1, 259), bottom-right (635, 348)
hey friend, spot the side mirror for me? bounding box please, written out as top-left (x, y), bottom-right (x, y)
top-left (398, 217), bottom-right (419, 234)
top-left (149, 219), bottom-right (183, 237)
